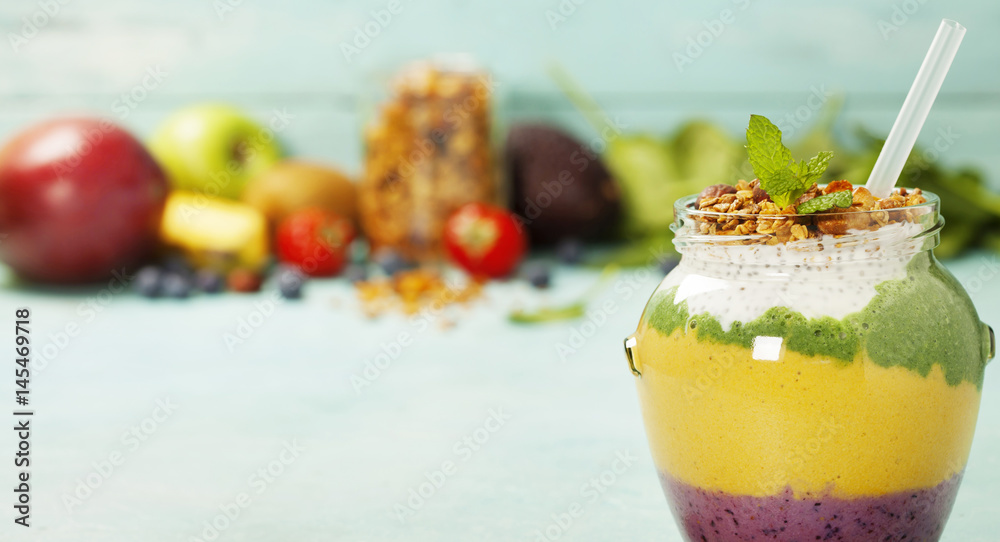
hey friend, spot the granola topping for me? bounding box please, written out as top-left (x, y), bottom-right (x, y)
top-left (691, 180), bottom-right (928, 244)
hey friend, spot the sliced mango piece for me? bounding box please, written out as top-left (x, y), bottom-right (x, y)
top-left (159, 191), bottom-right (269, 271)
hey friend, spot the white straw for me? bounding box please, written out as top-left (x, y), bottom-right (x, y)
top-left (865, 19), bottom-right (966, 198)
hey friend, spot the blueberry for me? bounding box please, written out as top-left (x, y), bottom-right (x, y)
top-left (522, 262), bottom-right (551, 289)
top-left (134, 266), bottom-right (164, 298)
top-left (555, 238), bottom-right (585, 265)
top-left (658, 255), bottom-right (680, 275)
top-left (161, 272), bottom-right (193, 299)
top-left (195, 270), bottom-right (225, 294)
top-left (276, 267), bottom-right (305, 299)
top-left (342, 263), bottom-right (369, 283)
top-left (161, 255), bottom-right (194, 279)
top-left (372, 248), bottom-right (414, 276)
top-left (279, 281), bottom-right (303, 299)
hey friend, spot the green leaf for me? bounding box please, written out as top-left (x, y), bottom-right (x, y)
top-left (745, 114), bottom-right (834, 208)
top-left (745, 115), bottom-right (792, 183)
top-left (796, 190), bottom-right (853, 214)
top-left (509, 303), bottom-right (586, 324)
top-left (771, 170), bottom-right (804, 208)
top-left (508, 265), bottom-right (619, 325)
top-left (802, 151), bottom-right (834, 185)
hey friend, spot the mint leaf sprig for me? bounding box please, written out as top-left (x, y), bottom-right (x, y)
top-left (796, 190), bottom-right (852, 214)
top-left (745, 114), bottom-right (833, 208)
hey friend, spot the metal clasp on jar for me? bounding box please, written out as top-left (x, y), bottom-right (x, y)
top-left (986, 323), bottom-right (996, 366)
top-left (624, 334), bottom-right (640, 377)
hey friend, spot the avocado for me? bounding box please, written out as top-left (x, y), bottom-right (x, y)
top-left (505, 123), bottom-right (621, 244)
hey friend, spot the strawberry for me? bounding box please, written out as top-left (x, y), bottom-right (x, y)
top-left (276, 208), bottom-right (355, 277)
top-left (444, 202), bottom-right (527, 278)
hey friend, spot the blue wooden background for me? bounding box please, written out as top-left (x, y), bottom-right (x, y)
top-left (1, 0), bottom-right (997, 185)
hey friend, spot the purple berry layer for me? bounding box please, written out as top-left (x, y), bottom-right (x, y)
top-left (660, 472), bottom-right (962, 542)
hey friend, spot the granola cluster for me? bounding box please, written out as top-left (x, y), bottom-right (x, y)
top-left (355, 268), bottom-right (483, 319)
top-left (692, 179), bottom-right (928, 244)
top-left (359, 63), bottom-right (497, 262)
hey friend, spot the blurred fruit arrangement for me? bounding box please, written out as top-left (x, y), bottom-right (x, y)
top-left (0, 60), bottom-right (997, 314)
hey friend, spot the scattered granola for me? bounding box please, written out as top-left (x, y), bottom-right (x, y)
top-left (355, 268), bottom-right (483, 318)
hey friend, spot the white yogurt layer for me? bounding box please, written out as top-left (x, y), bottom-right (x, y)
top-left (660, 221), bottom-right (925, 330)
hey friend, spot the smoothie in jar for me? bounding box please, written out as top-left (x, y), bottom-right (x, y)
top-left (624, 115), bottom-right (995, 542)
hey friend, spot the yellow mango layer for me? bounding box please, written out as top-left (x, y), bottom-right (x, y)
top-left (633, 324), bottom-right (982, 498)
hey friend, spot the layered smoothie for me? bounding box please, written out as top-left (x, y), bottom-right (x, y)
top-left (633, 248), bottom-right (987, 540)
top-left (626, 116), bottom-right (993, 542)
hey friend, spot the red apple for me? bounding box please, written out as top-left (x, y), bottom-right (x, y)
top-left (0, 118), bottom-right (168, 283)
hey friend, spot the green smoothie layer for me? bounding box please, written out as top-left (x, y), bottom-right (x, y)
top-left (646, 253), bottom-right (986, 387)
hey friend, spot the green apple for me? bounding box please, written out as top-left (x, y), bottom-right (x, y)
top-left (149, 104), bottom-right (283, 199)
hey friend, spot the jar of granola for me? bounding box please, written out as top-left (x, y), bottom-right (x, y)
top-left (359, 58), bottom-right (497, 262)
top-left (624, 182), bottom-right (995, 541)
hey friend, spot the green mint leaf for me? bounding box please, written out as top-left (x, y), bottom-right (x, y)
top-left (745, 114), bottom-right (792, 186)
top-left (509, 303), bottom-right (586, 324)
top-left (796, 190), bottom-right (853, 214)
top-left (801, 151), bottom-right (834, 185)
top-left (768, 169), bottom-right (804, 208)
top-left (745, 115), bottom-right (835, 208)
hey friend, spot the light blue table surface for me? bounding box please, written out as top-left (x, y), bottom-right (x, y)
top-left (0, 252), bottom-right (996, 541)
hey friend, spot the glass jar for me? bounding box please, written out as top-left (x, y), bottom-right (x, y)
top-left (624, 190), bottom-right (994, 541)
top-left (359, 57), bottom-right (498, 262)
